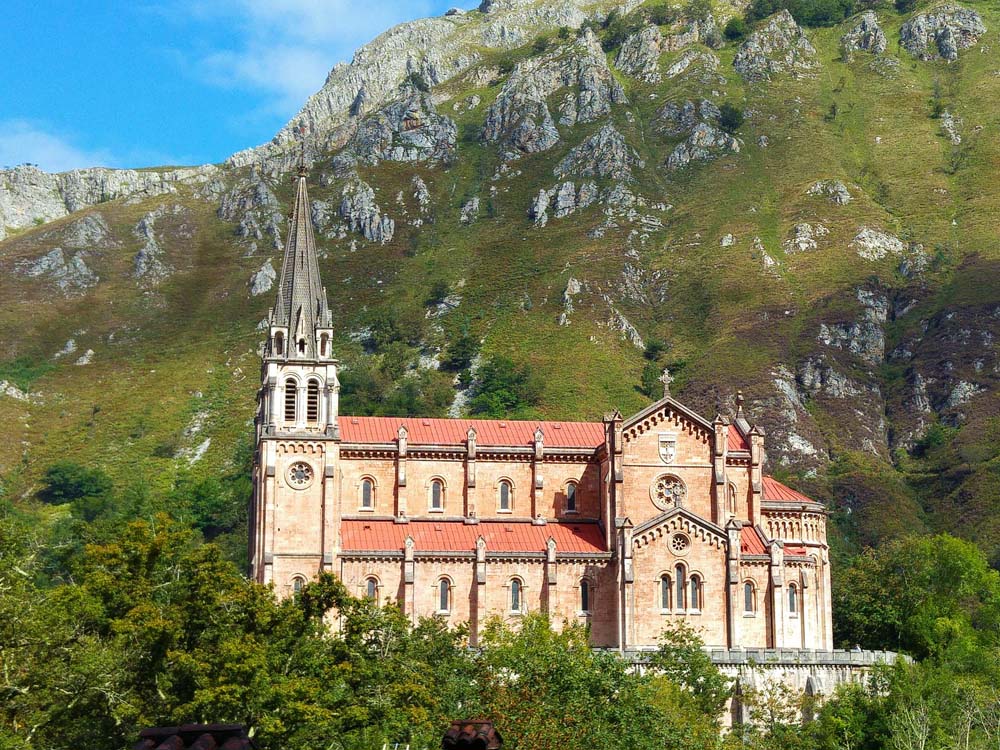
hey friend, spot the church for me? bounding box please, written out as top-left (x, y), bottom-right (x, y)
top-left (248, 168), bottom-right (833, 652)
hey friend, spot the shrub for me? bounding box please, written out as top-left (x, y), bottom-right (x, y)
top-left (648, 4), bottom-right (679, 24)
top-left (895, 0), bottom-right (916, 11)
top-left (426, 279), bottom-right (450, 306)
top-left (747, 0), bottom-right (856, 27)
top-left (470, 355), bottom-right (543, 417)
top-left (441, 330), bottom-right (478, 372)
top-left (724, 16), bottom-right (748, 39)
top-left (557, 25), bottom-right (570, 39)
top-left (404, 71), bottom-right (430, 92)
top-left (719, 102), bottom-right (745, 132)
top-left (38, 461), bottom-right (112, 506)
top-left (532, 35), bottom-right (550, 54)
top-left (684, 0), bottom-right (714, 21)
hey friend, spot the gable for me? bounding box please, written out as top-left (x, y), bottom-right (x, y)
top-left (622, 396), bottom-right (714, 437)
top-left (632, 507), bottom-right (727, 551)
top-left (619, 397), bottom-right (713, 465)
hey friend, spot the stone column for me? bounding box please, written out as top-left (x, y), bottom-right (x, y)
top-left (726, 519), bottom-right (742, 648)
top-left (404, 536), bottom-right (416, 624)
top-left (769, 540), bottom-right (784, 648)
top-left (268, 376), bottom-right (280, 432)
top-left (618, 518), bottom-right (634, 650)
top-left (473, 536), bottom-right (487, 645)
top-left (749, 426), bottom-right (764, 525)
top-left (531, 428), bottom-right (544, 522)
top-left (325, 368), bottom-right (340, 437)
top-left (545, 537), bottom-right (557, 616)
top-left (296, 384), bottom-right (307, 429)
top-left (712, 415), bottom-right (729, 526)
top-left (465, 428), bottom-right (478, 520)
top-left (396, 425), bottom-right (408, 521)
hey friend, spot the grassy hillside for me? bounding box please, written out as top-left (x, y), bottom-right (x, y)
top-left (1, 0), bottom-right (998, 562)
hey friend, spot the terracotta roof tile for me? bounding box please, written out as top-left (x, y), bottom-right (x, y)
top-left (740, 525), bottom-right (767, 555)
top-left (785, 546), bottom-right (809, 556)
top-left (727, 424), bottom-right (749, 451)
top-left (762, 476), bottom-right (817, 504)
top-left (342, 519), bottom-right (607, 554)
top-left (339, 416), bottom-right (605, 448)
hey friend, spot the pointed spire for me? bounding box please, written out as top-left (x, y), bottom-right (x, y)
top-left (270, 164), bottom-right (332, 359)
top-left (734, 389), bottom-right (751, 435)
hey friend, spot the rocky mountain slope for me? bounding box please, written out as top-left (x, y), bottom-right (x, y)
top-left (1, 0), bottom-right (998, 560)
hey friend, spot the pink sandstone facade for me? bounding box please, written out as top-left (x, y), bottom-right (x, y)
top-left (249, 169), bottom-right (834, 653)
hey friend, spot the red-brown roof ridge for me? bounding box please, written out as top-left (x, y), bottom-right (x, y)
top-left (339, 416), bottom-right (605, 448)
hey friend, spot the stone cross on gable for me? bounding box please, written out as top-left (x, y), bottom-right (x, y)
top-left (659, 368), bottom-right (673, 398)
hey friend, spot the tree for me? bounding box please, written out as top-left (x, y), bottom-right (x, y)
top-left (834, 534), bottom-right (1000, 660)
top-left (649, 621), bottom-right (731, 715)
top-left (724, 16), bottom-right (748, 40)
top-left (469, 355), bottom-right (543, 417)
top-left (719, 102), bottom-right (745, 133)
top-left (471, 615), bottom-right (718, 750)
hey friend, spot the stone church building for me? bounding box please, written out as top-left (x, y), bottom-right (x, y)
top-left (249, 169), bottom-right (833, 653)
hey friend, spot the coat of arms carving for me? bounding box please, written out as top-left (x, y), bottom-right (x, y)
top-left (658, 434), bottom-right (677, 464)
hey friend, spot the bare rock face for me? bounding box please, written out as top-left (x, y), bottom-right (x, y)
top-left (482, 29), bottom-right (627, 160)
top-left (615, 25), bottom-right (665, 82)
top-left (733, 10), bottom-right (817, 82)
top-left (664, 48), bottom-right (720, 79)
top-left (339, 179), bottom-right (394, 244)
top-left (807, 179), bottom-right (853, 205)
top-left (818, 288), bottom-right (889, 366)
top-left (133, 204), bottom-right (190, 284)
top-left (0, 164), bottom-right (217, 239)
top-left (657, 99), bottom-right (720, 137)
top-left (553, 124), bottom-right (644, 182)
top-left (16, 248), bottom-right (98, 295)
top-left (250, 259), bottom-right (276, 296)
top-left (666, 123), bottom-right (741, 170)
top-left (349, 88), bottom-right (457, 166)
top-left (460, 197), bottom-right (480, 224)
top-left (841, 11), bottom-right (888, 60)
top-left (218, 173), bottom-right (284, 250)
top-left (851, 226), bottom-right (905, 260)
top-left (783, 222), bottom-right (828, 253)
top-left (60, 213), bottom-right (114, 248)
top-left (900, 4), bottom-right (985, 61)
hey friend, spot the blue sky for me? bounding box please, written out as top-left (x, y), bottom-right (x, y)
top-left (1, 0), bottom-right (474, 172)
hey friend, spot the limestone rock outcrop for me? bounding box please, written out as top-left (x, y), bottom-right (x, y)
top-left (16, 248), bottom-right (98, 295)
top-left (349, 88), bottom-right (457, 166)
top-left (666, 123), bottom-right (741, 170)
top-left (0, 164), bottom-right (216, 240)
top-left (657, 99), bottom-right (720, 137)
top-left (339, 179), bottom-right (394, 243)
top-left (615, 25), bottom-right (665, 83)
top-left (482, 29), bottom-right (627, 159)
top-left (840, 11), bottom-right (887, 60)
top-left (900, 4), bottom-right (985, 61)
top-left (733, 10), bottom-right (817, 82)
top-left (553, 124), bottom-right (644, 182)
top-left (807, 179), bottom-right (852, 205)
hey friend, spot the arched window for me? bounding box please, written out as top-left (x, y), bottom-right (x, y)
top-left (728, 483), bottom-right (737, 515)
top-left (689, 574), bottom-right (702, 611)
top-left (788, 583), bottom-right (798, 614)
top-left (744, 581), bottom-right (756, 613)
top-left (320, 333), bottom-right (329, 358)
top-left (284, 378), bottom-right (297, 422)
top-left (438, 578), bottom-right (451, 613)
top-left (566, 482), bottom-right (577, 512)
top-left (580, 579), bottom-right (591, 613)
top-left (274, 332), bottom-right (284, 356)
top-left (675, 564), bottom-right (686, 610)
top-left (498, 480), bottom-right (512, 512)
top-left (660, 574), bottom-right (672, 610)
top-left (360, 478), bottom-right (374, 510)
top-left (365, 577), bottom-right (378, 599)
top-left (297, 338), bottom-right (306, 354)
top-left (292, 576), bottom-right (304, 595)
top-left (306, 379), bottom-right (320, 422)
top-left (430, 479), bottom-right (444, 511)
top-left (510, 579), bottom-right (522, 612)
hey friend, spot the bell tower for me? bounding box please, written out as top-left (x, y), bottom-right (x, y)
top-left (249, 164), bottom-right (341, 590)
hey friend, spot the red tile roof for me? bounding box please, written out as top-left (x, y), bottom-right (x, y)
top-left (762, 476), bottom-right (817, 504)
top-left (727, 424), bottom-right (749, 451)
top-left (339, 416), bottom-right (605, 449)
top-left (342, 519), bottom-right (607, 554)
top-left (740, 525), bottom-right (767, 555)
top-left (785, 546), bottom-right (809, 556)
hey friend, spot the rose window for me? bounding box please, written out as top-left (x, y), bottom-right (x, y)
top-left (287, 462), bottom-right (314, 489)
top-left (671, 534), bottom-right (690, 553)
top-left (651, 474), bottom-right (687, 510)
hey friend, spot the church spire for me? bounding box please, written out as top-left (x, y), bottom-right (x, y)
top-left (269, 162), bottom-right (333, 360)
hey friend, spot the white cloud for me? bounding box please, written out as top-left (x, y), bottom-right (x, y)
top-left (0, 120), bottom-right (116, 172)
top-left (183, 0), bottom-right (445, 118)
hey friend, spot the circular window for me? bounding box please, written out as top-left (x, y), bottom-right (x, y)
top-left (287, 461), bottom-right (314, 490)
top-left (650, 474), bottom-right (687, 511)
top-left (671, 533), bottom-right (691, 554)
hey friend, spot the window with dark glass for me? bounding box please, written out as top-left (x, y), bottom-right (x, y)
top-left (284, 379), bottom-right (297, 422)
